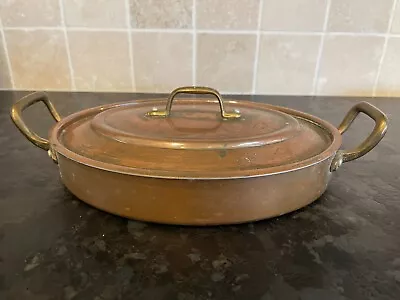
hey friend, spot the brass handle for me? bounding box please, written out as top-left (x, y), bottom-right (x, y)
top-left (331, 101), bottom-right (388, 171)
top-left (146, 86), bottom-right (241, 119)
top-left (10, 92), bottom-right (61, 152)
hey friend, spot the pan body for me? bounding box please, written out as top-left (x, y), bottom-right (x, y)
top-left (57, 154), bottom-right (334, 225)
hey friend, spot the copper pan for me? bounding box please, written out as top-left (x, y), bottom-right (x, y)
top-left (10, 87), bottom-right (388, 225)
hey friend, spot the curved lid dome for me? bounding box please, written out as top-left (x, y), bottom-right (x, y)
top-left (52, 87), bottom-right (340, 179)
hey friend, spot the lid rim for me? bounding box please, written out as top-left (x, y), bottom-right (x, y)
top-left (50, 99), bottom-right (342, 179)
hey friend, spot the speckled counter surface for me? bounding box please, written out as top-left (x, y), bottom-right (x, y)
top-left (1, 91), bottom-right (399, 300)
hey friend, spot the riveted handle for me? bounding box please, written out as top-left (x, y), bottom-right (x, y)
top-left (146, 86), bottom-right (241, 119)
top-left (330, 102), bottom-right (388, 171)
top-left (10, 92), bottom-right (61, 161)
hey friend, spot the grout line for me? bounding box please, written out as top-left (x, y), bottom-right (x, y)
top-left (0, 85), bottom-right (252, 94)
top-left (373, 0), bottom-right (398, 97)
top-left (58, 0), bottom-right (76, 91)
top-left (124, 0), bottom-right (136, 91)
top-left (3, 27), bottom-right (66, 31)
top-left (198, 30), bottom-right (317, 35)
top-left (0, 19), bottom-right (15, 88)
top-left (251, 0), bottom-right (264, 93)
top-left (192, 0), bottom-right (197, 85)
top-left (261, 31), bottom-right (322, 36)
top-left (219, 90), bottom-right (256, 95)
top-left (0, 86), bottom-right (143, 93)
top-left (2, 26), bottom-right (191, 33)
top-left (326, 32), bottom-right (386, 37)
top-left (4, 84), bottom-right (395, 96)
top-left (1, 26), bottom-right (396, 37)
top-left (311, 0), bottom-right (332, 96)
top-left (198, 29), bottom-right (257, 35)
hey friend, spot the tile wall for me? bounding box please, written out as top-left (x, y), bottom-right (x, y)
top-left (0, 0), bottom-right (399, 96)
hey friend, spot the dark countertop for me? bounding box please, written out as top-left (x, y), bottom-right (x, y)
top-left (1, 91), bottom-right (399, 300)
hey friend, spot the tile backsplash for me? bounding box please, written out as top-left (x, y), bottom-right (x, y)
top-left (0, 0), bottom-right (399, 96)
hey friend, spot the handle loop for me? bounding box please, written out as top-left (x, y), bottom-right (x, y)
top-left (10, 92), bottom-right (61, 162)
top-left (146, 86), bottom-right (241, 119)
top-left (331, 101), bottom-right (388, 171)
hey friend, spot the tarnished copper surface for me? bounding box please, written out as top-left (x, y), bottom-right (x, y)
top-left (10, 86), bottom-right (388, 225)
top-left (52, 99), bottom-right (340, 179)
top-left (58, 154), bottom-right (333, 225)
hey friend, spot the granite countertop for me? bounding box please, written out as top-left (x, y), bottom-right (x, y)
top-left (1, 91), bottom-right (399, 300)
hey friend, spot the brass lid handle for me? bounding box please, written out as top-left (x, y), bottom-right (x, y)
top-left (146, 86), bottom-right (241, 119)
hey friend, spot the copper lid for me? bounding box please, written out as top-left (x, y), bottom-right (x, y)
top-left (52, 87), bottom-right (341, 179)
